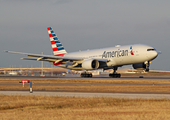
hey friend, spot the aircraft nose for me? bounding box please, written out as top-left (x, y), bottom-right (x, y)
top-left (152, 51), bottom-right (158, 59)
top-left (147, 49), bottom-right (158, 60)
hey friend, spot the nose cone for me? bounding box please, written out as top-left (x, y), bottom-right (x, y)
top-left (150, 51), bottom-right (158, 60)
top-left (154, 51), bottom-right (158, 58)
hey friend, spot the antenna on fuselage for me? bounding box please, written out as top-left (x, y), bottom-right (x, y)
top-left (115, 45), bottom-right (121, 47)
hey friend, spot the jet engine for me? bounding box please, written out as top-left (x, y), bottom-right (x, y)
top-left (82, 59), bottom-right (99, 70)
top-left (132, 63), bottom-right (147, 70)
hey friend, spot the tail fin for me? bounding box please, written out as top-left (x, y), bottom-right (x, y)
top-left (47, 27), bottom-right (67, 56)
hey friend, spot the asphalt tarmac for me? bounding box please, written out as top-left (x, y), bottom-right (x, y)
top-left (1, 82), bottom-right (170, 87)
top-left (0, 75), bottom-right (170, 80)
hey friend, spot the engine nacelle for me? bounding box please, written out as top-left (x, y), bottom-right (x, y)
top-left (82, 59), bottom-right (99, 70)
top-left (132, 63), bottom-right (146, 70)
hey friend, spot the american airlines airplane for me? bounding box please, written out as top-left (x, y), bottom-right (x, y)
top-left (5, 27), bottom-right (158, 78)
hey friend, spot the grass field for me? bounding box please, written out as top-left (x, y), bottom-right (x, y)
top-left (0, 76), bottom-right (170, 119)
top-left (0, 95), bottom-right (170, 120)
top-left (1, 85), bottom-right (170, 94)
top-left (0, 78), bottom-right (170, 93)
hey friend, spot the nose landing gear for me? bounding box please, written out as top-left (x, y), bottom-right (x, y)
top-left (145, 61), bottom-right (150, 72)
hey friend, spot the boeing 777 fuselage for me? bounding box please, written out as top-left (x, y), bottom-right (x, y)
top-left (5, 27), bottom-right (158, 78)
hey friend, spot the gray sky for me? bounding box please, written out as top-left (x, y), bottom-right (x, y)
top-left (0, 0), bottom-right (170, 70)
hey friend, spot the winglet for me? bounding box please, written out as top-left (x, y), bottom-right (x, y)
top-left (47, 27), bottom-right (67, 56)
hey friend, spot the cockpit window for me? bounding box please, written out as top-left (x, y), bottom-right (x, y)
top-left (147, 49), bottom-right (156, 51)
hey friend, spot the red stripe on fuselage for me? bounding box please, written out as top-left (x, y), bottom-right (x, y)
top-left (54, 53), bottom-right (66, 57)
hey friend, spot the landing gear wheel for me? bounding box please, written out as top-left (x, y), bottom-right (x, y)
top-left (145, 61), bottom-right (150, 72)
top-left (145, 68), bottom-right (149, 72)
top-left (81, 73), bottom-right (93, 78)
top-left (109, 73), bottom-right (121, 78)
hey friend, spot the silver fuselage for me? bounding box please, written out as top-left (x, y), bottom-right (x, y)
top-left (57, 44), bottom-right (158, 70)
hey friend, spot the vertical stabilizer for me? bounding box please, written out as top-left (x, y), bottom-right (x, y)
top-left (47, 27), bottom-right (67, 56)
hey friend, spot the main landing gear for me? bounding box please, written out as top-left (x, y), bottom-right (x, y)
top-left (81, 72), bottom-right (93, 77)
top-left (109, 73), bottom-right (121, 78)
top-left (109, 67), bottom-right (121, 78)
top-left (81, 67), bottom-right (121, 78)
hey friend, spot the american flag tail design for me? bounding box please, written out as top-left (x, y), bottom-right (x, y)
top-left (47, 27), bottom-right (67, 56)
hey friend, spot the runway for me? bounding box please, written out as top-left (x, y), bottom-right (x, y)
top-left (1, 82), bottom-right (170, 87)
top-left (1, 91), bottom-right (170, 99)
top-left (0, 75), bottom-right (170, 99)
top-left (0, 75), bottom-right (170, 80)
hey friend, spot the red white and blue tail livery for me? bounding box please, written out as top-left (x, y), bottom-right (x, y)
top-left (47, 27), bottom-right (67, 56)
top-left (4, 27), bottom-right (159, 77)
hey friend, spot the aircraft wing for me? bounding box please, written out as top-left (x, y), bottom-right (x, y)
top-left (4, 51), bottom-right (110, 63)
top-left (4, 51), bottom-right (83, 63)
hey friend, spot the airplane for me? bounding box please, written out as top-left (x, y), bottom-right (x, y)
top-left (4, 27), bottom-right (159, 78)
